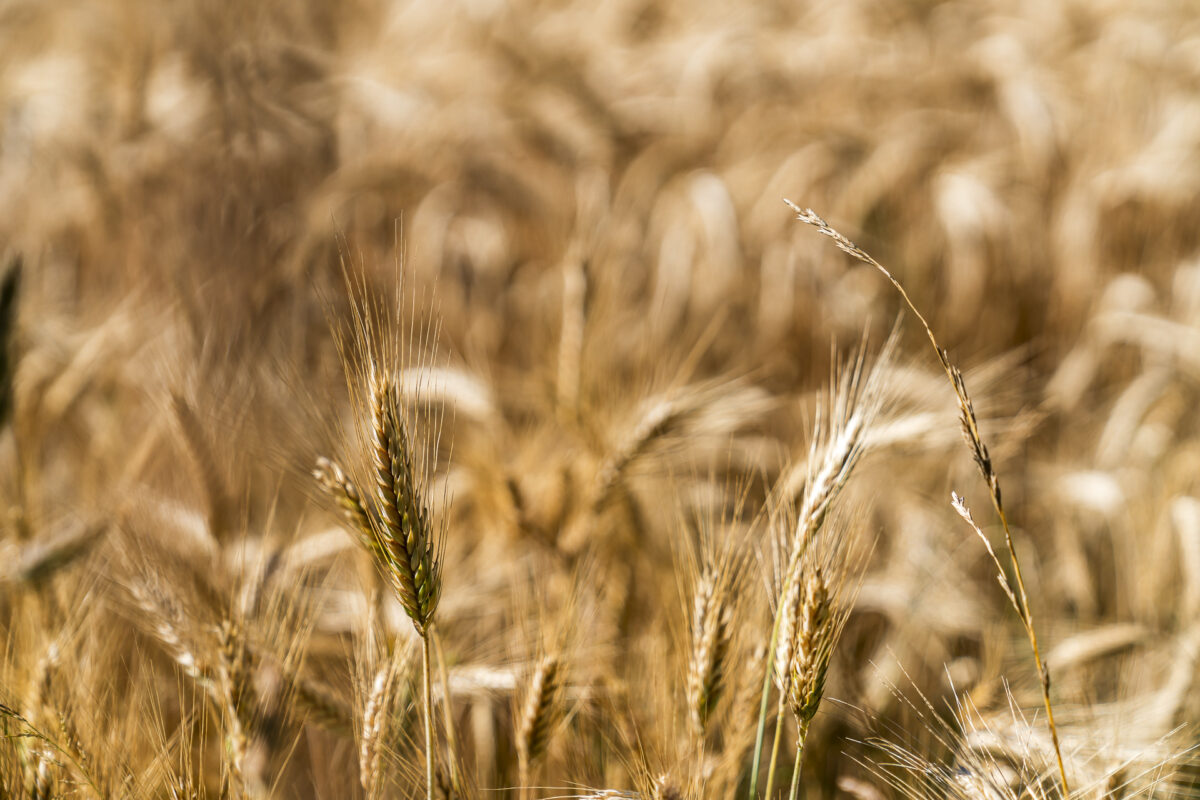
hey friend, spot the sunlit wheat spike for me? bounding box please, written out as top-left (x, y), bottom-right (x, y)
top-left (517, 653), bottom-right (562, 770)
top-left (368, 374), bottom-right (441, 635)
top-left (215, 618), bottom-right (248, 793)
top-left (783, 568), bottom-right (833, 726)
top-left (687, 565), bottom-right (733, 738)
top-left (785, 335), bottom-right (894, 562)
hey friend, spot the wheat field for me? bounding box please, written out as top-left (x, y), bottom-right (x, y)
top-left (2, 0), bottom-right (1199, 797)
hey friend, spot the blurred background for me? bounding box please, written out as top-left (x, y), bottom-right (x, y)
top-left (4, 0), bottom-right (1200, 797)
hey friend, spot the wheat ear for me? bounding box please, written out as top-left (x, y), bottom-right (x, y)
top-left (321, 369), bottom-right (444, 800)
top-left (368, 375), bottom-right (441, 636)
top-left (787, 199), bottom-right (1069, 796)
top-left (360, 661), bottom-right (394, 798)
top-left (517, 653), bottom-right (563, 800)
top-left (687, 565), bottom-right (733, 741)
top-left (775, 561), bottom-right (849, 800)
top-left (368, 373), bottom-right (443, 800)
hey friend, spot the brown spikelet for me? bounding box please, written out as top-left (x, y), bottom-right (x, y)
top-left (313, 456), bottom-right (378, 556)
top-left (517, 653), bottom-right (562, 775)
top-left (367, 374), bottom-right (441, 636)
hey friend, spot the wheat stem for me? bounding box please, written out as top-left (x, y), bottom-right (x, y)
top-left (787, 722), bottom-right (809, 800)
top-left (749, 585), bottom-right (789, 800)
top-left (763, 693), bottom-right (788, 800)
top-left (422, 635), bottom-right (436, 800)
top-left (433, 629), bottom-right (461, 796)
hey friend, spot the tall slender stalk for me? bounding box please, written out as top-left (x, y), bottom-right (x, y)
top-left (422, 636), bottom-right (436, 800)
top-left (788, 200), bottom-right (1070, 796)
top-left (748, 636), bottom-right (775, 799)
top-left (762, 695), bottom-right (787, 799)
top-left (787, 723), bottom-right (809, 800)
top-left (316, 372), bottom-right (446, 800)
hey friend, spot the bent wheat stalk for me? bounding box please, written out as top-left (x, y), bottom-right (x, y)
top-left (786, 199), bottom-right (1070, 796)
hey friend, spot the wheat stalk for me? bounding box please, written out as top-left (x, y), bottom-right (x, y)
top-left (787, 199), bottom-right (1070, 797)
top-left (215, 619), bottom-right (249, 798)
top-left (751, 343), bottom-right (888, 800)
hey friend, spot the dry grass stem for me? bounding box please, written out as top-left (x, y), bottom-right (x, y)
top-left (788, 201), bottom-right (1070, 796)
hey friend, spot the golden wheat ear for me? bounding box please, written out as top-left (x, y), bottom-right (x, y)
top-left (366, 373), bottom-right (443, 636)
top-left (686, 562), bottom-right (734, 740)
